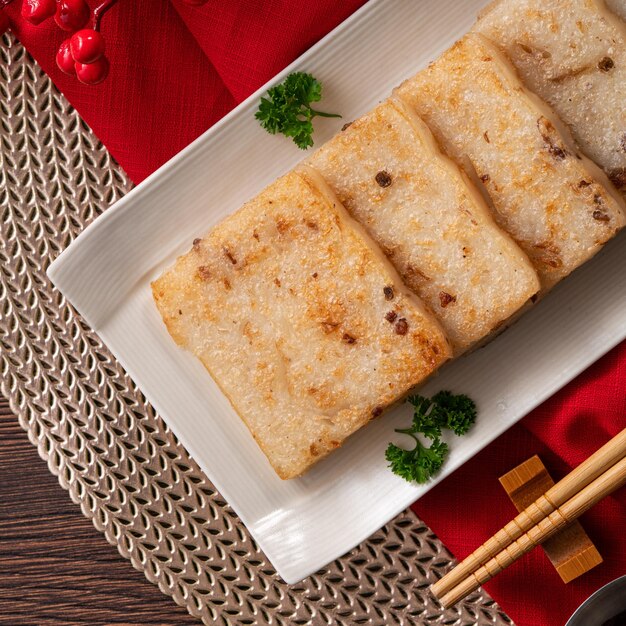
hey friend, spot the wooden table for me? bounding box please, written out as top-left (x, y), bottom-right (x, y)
top-left (0, 397), bottom-right (199, 625)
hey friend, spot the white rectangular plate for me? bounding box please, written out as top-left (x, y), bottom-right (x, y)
top-left (48, 0), bottom-right (626, 584)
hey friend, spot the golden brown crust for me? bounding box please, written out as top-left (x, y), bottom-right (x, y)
top-left (152, 170), bottom-right (450, 479)
top-left (306, 98), bottom-right (539, 353)
top-left (395, 33), bottom-right (626, 290)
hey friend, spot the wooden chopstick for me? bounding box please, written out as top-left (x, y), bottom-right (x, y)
top-left (437, 454), bottom-right (626, 609)
top-left (431, 428), bottom-right (626, 601)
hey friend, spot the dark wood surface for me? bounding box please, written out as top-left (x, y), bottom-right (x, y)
top-left (0, 397), bottom-right (200, 626)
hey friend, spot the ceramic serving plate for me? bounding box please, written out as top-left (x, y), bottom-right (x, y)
top-left (48, 0), bottom-right (626, 583)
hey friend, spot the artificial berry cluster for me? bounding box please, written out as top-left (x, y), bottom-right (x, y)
top-left (0, 0), bottom-right (210, 86)
top-left (0, 0), bottom-right (116, 84)
top-left (57, 25), bottom-right (108, 84)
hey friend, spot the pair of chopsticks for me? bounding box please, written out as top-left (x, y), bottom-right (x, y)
top-left (431, 427), bottom-right (626, 609)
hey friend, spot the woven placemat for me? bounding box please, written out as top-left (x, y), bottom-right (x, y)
top-left (0, 36), bottom-right (513, 626)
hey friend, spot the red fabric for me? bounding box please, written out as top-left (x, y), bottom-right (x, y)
top-left (5, 2), bottom-right (624, 624)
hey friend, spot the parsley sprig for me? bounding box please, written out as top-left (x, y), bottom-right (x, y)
top-left (255, 72), bottom-right (341, 149)
top-left (386, 392), bottom-right (477, 484)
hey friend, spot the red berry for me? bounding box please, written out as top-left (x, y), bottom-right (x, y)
top-left (56, 39), bottom-right (76, 75)
top-left (75, 56), bottom-right (109, 85)
top-left (21, 0), bottom-right (56, 25)
top-left (55, 0), bottom-right (90, 32)
top-left (181, 0), bottom-right (209, 4)
top-left (70, 29), bottom-right (105, 64)
top-left (0, 11), bottom-right (9, 37)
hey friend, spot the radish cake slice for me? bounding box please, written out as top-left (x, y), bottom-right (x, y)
top-left (476, 0), bottom-right (626, 193)
top-left (152, 168), bottom-right (451, 479)
top-left (396, 33), bottom-right (625, 291)
top-left (307, 97), bottom-right (539, 354)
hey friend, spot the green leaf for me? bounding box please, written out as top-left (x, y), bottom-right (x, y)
top-left (431, 391), bottom-right (477, 436)
top-left (255, 72), bottom-right (340, 149)
top-left (385, 436), bottom-right (448, 484)
top-left (386, 391), bottom-right (476, 484)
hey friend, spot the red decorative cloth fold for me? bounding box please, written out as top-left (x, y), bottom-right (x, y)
top-left (5, 2), bottom-right (624, 624)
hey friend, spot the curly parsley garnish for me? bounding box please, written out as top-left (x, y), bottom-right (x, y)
top-left (386, 392), bottom-right (477, 484)
top-left (255, 72), bottom-right (341, 149)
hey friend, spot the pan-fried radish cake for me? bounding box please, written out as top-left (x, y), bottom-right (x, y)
top-left (396, 33), bottom-right (626, 291)
top-left (476, 0), bottom-right (626, 193)
top-left (307, 98), bottom-right (539, 354)
top-left (152, 168), bottom-right (451, 479)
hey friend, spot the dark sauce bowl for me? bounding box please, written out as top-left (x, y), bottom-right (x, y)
top-left (566, 576), bottom-right (626, 626)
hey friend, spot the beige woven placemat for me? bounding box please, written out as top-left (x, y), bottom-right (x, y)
top-left (0, 35), bottom-right (513, 625)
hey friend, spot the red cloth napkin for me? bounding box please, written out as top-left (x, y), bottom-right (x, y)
top-left (6, 2), bottom-right (625, 624)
